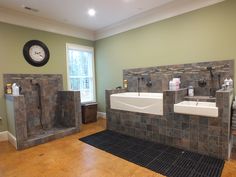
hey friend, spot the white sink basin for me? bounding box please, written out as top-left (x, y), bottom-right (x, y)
top-left (174, 101), bottom-right (218, 117)
top-left (110, 92), bottom-right (163, 115)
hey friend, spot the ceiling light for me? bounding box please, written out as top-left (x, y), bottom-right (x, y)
top-left (88, 9), bottom-right (96, 16)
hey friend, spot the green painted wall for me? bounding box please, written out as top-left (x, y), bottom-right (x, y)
top-left (5, 98), bottom-right (16, 136)
top-left (95, 0), bottom-right (236, 112)
top-left (1, 0), bottom-right (236, 132)
top-left (0, 22), bottom-right (94, 132)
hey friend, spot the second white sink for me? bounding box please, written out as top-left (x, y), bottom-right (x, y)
top-left (174, 101), bottom-right (218, 117)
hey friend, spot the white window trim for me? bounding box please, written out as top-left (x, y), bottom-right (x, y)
top-left (66, 43), bottom-right (96, 103)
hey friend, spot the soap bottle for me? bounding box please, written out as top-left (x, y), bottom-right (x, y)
top-left (6, 83), bottom-right (12, 94)
top-left (176, 78), bottom-right (181, 90)
top-left (224, 78), bottom-right (229, 85)
top-left (188, 86), bottom-right (194, 96)
top-left (169, 80), bottom-right (174, 90)
top-left (12, 83), bottom-right (19, 96)
top-left (123, 80), bottom-right (128, 89)
top-left (173, 78), bottom-right (181, 90)
top-left (229, 78), bottom-right (233, 88)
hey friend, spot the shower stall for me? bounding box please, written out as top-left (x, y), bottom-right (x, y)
top-left (4, 74), bottom-right (81, 149)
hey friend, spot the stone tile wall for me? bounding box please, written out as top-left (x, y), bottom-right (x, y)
top-left (4, 74), bottom-right (81, 149)
top-left (106, 88), bottom-right (233, 160)
top-left (231, 135), bottom-right (236, 159)
top-left (216, 89), bottom-right (234, 159)
top-left (105, 88), bottom-right (127, 129)
top-left (123, 60), bottom-right (234, 96)
top-left (3, 74), bottom-right (63, 134)
top-left (57, 91), bottom-right (81, 127)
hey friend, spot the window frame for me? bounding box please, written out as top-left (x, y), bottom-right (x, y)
top-left (66, 43), bottom-right (96, 103)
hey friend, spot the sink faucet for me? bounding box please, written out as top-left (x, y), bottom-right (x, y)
top-left (137, 77), bottom-right (144, 96)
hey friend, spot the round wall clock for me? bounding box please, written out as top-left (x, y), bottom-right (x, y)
top-left (23, 40), bottom-right (50, 67)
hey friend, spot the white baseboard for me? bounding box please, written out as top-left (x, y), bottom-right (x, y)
top-left (97, 112), bottom-right (106, 119)
top-left (0, 131), bottom-right (8, 142)
top-left (0, 131), bottom-right (17, 148)
top-left (8, 132), bottom-right (17, 149)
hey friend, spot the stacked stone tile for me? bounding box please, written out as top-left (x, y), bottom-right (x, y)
top-left (4, 74), bottom-right (82, 150)
top-left (232, 101), bottom-right (236, 131)
top-left (123, 60), bottom-right (234, 96)
top-left (107, 59), bottom-right (234, 160)
top-left (106, 88), bottom-right (233, 160)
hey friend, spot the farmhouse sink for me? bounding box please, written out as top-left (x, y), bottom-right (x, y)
top-left (174, 101), bottom-right (218, 117)
top-left (110, 92), bottom-right (163, 115)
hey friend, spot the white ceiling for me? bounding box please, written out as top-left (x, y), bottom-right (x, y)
top-left (0, 0), bottom-right (225, 40)
top-left (0, 0), bottom-right (176, 30)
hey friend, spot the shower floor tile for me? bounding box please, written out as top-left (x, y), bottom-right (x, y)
top-left (18, 127), bottom-right (79, 149)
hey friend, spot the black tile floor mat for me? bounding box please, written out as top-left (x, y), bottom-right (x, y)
top-left (79, 130), bottom-right (224, 177)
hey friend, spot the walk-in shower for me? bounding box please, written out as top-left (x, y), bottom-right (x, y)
top-left (4, 74), bottom-right (81, 149)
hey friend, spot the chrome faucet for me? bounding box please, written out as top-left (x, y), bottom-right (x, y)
top-left (196, 99), bottom-right (199, 106)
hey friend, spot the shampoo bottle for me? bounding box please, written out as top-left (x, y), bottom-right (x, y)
top-left (123, 80), bottom-right (128, 89)
top-left (6, 83), bottom-right (12, 94)
top-left (12, 83), bottom-right (19, 96)
top-left (188, 86), bottom-right (194, 97)
top-left (229, 78), bottom-right (233, 88)
top-left (169, 80), bottom-right (174, 90)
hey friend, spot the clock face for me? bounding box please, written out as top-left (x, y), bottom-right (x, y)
top-left (23, 40), bottom-right (50, 67)
top-left (29, 45), bottom-right (46, 62)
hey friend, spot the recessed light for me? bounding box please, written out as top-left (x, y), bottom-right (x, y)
top-left (88, 8), bottom-right (96, 16)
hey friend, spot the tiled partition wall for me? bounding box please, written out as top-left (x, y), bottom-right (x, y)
top-left (4, 74), bottom-right (81, 149)
top-left (4, 74), bottom-right (63, 133)
top-left (106, 60), bottom-right (234, 159)
top-left (123, 60), bottom-right (234, 96)
top-left (106, 89), bottom-right (233, 159)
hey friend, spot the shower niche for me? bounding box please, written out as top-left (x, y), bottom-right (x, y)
top-left (4, 74), bottom-right (81, 149)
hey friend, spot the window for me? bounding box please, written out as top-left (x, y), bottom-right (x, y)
top-left (66, 43), bottom-right (96, 103)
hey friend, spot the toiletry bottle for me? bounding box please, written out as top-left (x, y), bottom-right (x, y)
top-left (226, 81), bottom-right (229, 89)
top-left (172, 78), bottom-right (176, 90)
top-left (176, 78), bottom-right (181, 90)
top-left (169, 80), bottom-right (174, 91)
top-left (229, 78), bottom-right (233, 88)
top-left (173, 78), bottom-right (181, 90)
top-left (12, 83), bottom-right (19, 96)
top-left (188, 86), bottom-right (194, 96)
top-left (6, 83), bottom-right (12, 94)
top-left (123, 80), bottom-right (128, 89)
top-left (224, 78), bottom-right (229, 85)
top-left (169, 80), bottom-right (172, 90)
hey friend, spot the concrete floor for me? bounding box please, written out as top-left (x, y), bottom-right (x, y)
top-left (0, 118), bottom-right (236, 177)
